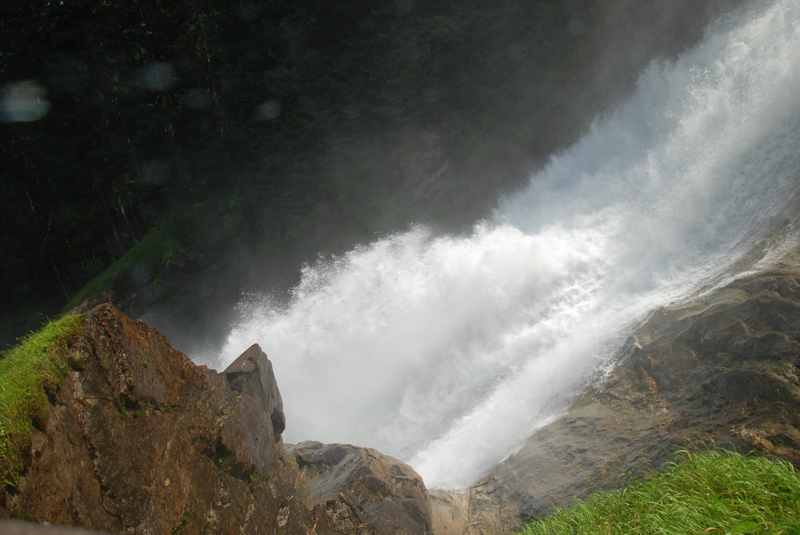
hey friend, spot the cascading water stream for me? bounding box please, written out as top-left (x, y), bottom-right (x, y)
top-left (221, 0), bottom-right (800, 488)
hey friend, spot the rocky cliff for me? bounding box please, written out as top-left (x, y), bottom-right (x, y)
top-left (433, 232), bottom-right (800, 533)
top-left (292, 442), bottom-right (431, 535)
top-left (0, 304), bottom-right (431, 534)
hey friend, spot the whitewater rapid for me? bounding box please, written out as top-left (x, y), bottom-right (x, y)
top-left (221, 0), bottom-right (800, 488)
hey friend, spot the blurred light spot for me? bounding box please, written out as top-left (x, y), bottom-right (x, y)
top-left (1, 81), bottom-right (50, 122)
top-left (137, 62), bottom-right (178, 92)
top-left (255, 99), bottom-right (281, 121)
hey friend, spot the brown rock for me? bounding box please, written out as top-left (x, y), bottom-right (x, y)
top-left (428, 490), bottom-right (468, 535)
top-left (219, 343), bottom-right (286, 476)
top-left (1, 305), bottom-right (314, 534)
top-left (0, 520), bottom-right (108, 534)
top-left (291, 441), bottom-right (432, 534)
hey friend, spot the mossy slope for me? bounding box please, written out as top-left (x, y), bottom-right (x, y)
top-left (0, 314), bottom-right (83, 486)
top-left (520, 451), bottom-right (800, 535)
top-left (65, 225), bottom-right (183, 311)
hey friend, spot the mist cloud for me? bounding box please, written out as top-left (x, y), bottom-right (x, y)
top-left (222, 0), bottom-right (800, 488)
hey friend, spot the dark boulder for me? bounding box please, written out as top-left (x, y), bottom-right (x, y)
top-left (291, 441), bottom-right (432, 535)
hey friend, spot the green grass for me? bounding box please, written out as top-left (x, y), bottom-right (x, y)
top-left (0, 314), bottom-right (83, 486)
top-left (519, 451), bottom-right (800, 535)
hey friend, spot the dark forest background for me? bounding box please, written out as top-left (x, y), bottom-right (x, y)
top-left (1, 0), bottom-right (743, 356)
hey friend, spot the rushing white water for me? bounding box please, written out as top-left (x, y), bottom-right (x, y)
top-left (221, 0), bottom-right (800, 488)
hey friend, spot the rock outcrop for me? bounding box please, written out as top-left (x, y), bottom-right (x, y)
top-left (447, 241), bottom-right (800, 534)
top-left (0, 304), bottom-right (432, 534)
top-left (0, 520), bottom-right (109, 534)
top-left (291, 442), bottom-right (431, 534)
top-left (428, 490), bottom-right (469, 535)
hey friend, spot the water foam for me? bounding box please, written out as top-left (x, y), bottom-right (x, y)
top-left (222, 0), bottom-right (800, 488)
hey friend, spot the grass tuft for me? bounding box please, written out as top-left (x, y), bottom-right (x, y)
top-left (0, 314), bottom-right (83, 486)
top-left (519, 451), bottom-right (800, 535)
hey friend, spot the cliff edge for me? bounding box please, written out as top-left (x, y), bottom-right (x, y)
top-left (0, 304), bottom-right (431, 534)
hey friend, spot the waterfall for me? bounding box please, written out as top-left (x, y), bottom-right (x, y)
top-left (222, 0), bottom-right (800, 488)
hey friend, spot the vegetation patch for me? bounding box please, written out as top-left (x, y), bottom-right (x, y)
top-left (519, 451), bottom-right (800, 535)
top-left (0, 314), bottom-right (83, 486)
top-left (65, 225), bottom-right (183, 310)
top-left (63, 199), bottom-right (244, 312)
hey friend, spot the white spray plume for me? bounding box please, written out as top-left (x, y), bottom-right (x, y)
top-left (222, 0), bottom-right (800, 488)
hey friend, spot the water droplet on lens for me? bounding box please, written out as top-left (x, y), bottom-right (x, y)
top-left (1, 81), bottom-right (50, 122)
top-left (255, 99), bottom-right (282, 121)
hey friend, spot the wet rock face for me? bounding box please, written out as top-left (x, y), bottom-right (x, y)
top-left (291, 441), bottom-right (432, 535)
top-left (458, 263), bottom-right (800, 534)
top-left (0, 305), bottom-right (311, 533)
